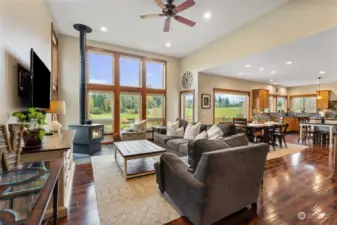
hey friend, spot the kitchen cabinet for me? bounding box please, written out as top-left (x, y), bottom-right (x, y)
top-left (252, 89), bottom-right (270, 109)
top-left (316, 90), bottom-right (330, 109)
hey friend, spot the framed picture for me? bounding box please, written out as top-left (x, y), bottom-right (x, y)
top-left (201, 94), bottom-right (211, 109)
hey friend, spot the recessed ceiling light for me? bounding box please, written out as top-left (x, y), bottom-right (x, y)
top-left (260, 68), bottom-right (265, 71)
top-left (270, 79), bottom-right (273, 82)
top-left (204, 12), bottom-right (212, 19)
top-left (319, 71), bottom-right (326, 74)
top-left (245, 64), bottom-right (251, 67)
top-left (238, 73), bottom-right (243, 75)
top-left (100, 26), bottom-right (108, 32)
top-left (271, 70), bottom-right (276, 74)
top-left (165, 42), bottom-right (171, 47)
top-left (286, 61), bottom-right (293, 65)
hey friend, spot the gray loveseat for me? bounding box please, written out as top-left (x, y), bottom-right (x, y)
top-left (154, 119), bottom-right (237, 157)
top-left (155, 141), bottom-right (269, 225)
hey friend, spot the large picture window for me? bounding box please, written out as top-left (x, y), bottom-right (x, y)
top-left (214, 89), bottom-right (249, 123)
top-left (147, 95), bottom-right (165, 127)
top-left (180, 91), bottom-right (194, 123)
top-left (291, 96), bottom-right (316, 113)
top-left (86, 48), bottom-right (166, 133)
top-left (88, 51), bottom-right (113, 85)
top-left (88, 91), bottom-right (114, 133)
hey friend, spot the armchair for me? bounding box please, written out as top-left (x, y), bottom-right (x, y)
top-left (155, 143), bottom-right (269, 225)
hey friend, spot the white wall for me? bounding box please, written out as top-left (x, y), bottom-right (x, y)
top-left (0, 1), bottom-right (52, 123)
top-left (58, 35), bottom-right (181, 128)
top-left (198, 73), bottom-right (287, 124)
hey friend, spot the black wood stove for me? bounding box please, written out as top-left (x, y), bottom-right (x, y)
top-left (69, 24), bottom-right (104, 155)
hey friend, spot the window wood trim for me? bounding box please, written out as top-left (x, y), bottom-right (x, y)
top-left (213, 88), bottom-right (251, 124)
top-left (85, 46), bottom-right (167, 133)
top-left (179, 90), bottom-right (195, 122)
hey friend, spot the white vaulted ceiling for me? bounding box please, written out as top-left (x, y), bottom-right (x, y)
top-left (202, 28), bottom-right (337, 87)
top-left (47, 0), bottom-right (290, 57)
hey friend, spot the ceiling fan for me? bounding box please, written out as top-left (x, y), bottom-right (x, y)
top-left (140, 0), bottom-right (196, 32)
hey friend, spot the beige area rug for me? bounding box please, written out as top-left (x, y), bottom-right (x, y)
top-left (267, 143), bottom-right (308, 160)
top-left (91, 155), bottom-right (181, 225)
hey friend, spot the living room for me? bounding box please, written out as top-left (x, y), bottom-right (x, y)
top-left (1, 0), bottom-right (337, 224)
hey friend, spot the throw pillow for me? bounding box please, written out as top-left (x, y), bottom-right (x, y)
top-left (223, 133), bottom-right (249, 147)
top-left (134, 119), bottom-right (147, 132)
top-left (188, 139), bottom-right (230, 172)
top-left (208, 134), bottom-right (221, 140)
top-left (195, 130), bottom-right (207, 140)
top-left (184, 123), bottom-right (201, 140)
top-left (167, 121), bottom-right (179, 130)
top-left (167, 126), bottom-right (184, 137)
top-left (207, 125), bottom-right (224, 139)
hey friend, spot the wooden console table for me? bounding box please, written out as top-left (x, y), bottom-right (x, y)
top-left (20, 131), bottom-right (75, 219)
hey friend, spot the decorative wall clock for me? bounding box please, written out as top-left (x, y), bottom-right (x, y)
top-left (181, 71), bottom-right (193, 89)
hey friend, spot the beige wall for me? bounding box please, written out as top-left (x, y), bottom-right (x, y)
top-left (198, 73), bottom-right (287, 124)
top-left (180, 0), bottom-right (337, 122)
top-left (288, 82), bottom-right (337, 100)
top-left (59, 35), bottom-right (181, 128)
top-left (0, 1), bottom-right (52, 123)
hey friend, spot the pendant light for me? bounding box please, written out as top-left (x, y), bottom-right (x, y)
top-left (317, 77), bottom-right (322, 100)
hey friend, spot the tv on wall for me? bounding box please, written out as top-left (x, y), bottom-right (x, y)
top-left (18, 49), bottom-right (51, 108)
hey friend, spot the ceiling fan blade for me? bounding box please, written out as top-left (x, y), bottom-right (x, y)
top-left (140, 14), bottom-right (164, 19)
top-left (163, 18), bottom-right (171, 32)
top-left (174, 15), bottom-right (196, 27)
top-left (175, 0), bottom-right (195, 13)
top-left (154, 0), bottom-right (165, 9)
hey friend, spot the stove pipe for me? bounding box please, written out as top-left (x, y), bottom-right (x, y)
top-left (73, 24), bottom-right (92, 125)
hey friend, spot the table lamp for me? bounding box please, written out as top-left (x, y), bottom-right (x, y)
top-left (46, 100), bottom-right (66, 134)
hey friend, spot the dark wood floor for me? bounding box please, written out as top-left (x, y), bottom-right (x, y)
top-left (58, 134), bottom-right (337, 225)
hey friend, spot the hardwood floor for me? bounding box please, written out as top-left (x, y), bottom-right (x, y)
top-left (58, 134), bottom-right (337, 225)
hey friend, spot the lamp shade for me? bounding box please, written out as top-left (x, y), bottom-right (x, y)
top-left (46, 100), bottom-right (66, 114)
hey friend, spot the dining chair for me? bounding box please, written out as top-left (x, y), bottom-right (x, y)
top-left (232, 118), bottom-right (248, 133)
top-left (273, 123), bottom-right (289, 148)
top-left (0, 124), bottom-right (23, 171)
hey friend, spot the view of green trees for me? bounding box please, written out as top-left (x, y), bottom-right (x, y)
top-left (89, 93), bottom-right (164, 131)
top-left (214, 94), bottom-right (246, 123)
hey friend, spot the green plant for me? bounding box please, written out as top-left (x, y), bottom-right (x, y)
top-left (12, 108), bottom-right (46, 141)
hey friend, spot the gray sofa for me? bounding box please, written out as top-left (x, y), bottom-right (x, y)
top-left (155, 141), bottom-right (269, 225)
top-left (154, 120), bottom-right (237, 157)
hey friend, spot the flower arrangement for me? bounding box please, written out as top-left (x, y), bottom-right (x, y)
top-left (12, 108), bottom-right (46, 146)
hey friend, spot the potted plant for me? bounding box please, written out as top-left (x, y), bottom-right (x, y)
top-left (12, 108), bottom-right (46, 148)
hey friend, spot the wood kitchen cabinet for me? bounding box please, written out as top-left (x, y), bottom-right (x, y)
top-left (316, 90), bottom-right (330, 109)
top-left (253, 89), bottom-right (270, 109)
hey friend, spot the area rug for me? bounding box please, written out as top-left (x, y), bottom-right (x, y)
top-left (91, 154), bottom-right (181, 225)
top-left (267, 143), bottom-right (308, 160)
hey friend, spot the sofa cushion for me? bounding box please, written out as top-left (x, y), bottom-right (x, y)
top-left (184, 123), bottom-right (202, 140)
top-left (167, 138), bottom-right (189, 151)
top-left (223, 133), bottom-right (249, 147)
top-left (217, 123), bottom-right (237, 137)
top-left (188, 139), bottom-right (230, 172)
top-left (177, 118), bottom-right (189, 130)
top-left (179, 143), bottom-right (189, 155)
top-left (154, 134), bottom-right (180, 145)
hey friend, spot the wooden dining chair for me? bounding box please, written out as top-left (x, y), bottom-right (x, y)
top-left (232, 118), bottom-right (248, 133)
top-left (273, 123), bottom-right (289, 148)
top-left (0, 124), bottom-right (23, 171)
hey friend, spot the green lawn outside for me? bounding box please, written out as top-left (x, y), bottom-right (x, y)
top-left (90, 106), bottom-right (244, 131)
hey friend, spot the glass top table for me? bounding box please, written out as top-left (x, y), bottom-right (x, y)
top-left (0, 160), bottom-right (63, 225)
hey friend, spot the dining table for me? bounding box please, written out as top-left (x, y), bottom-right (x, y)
top-left (299, 122), bottom-right (337, 148)
top-left (247, 122), bottom-right (282, 144)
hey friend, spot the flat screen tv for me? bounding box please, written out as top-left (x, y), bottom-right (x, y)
top-left (18, 49), bottom-right (51, 108)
